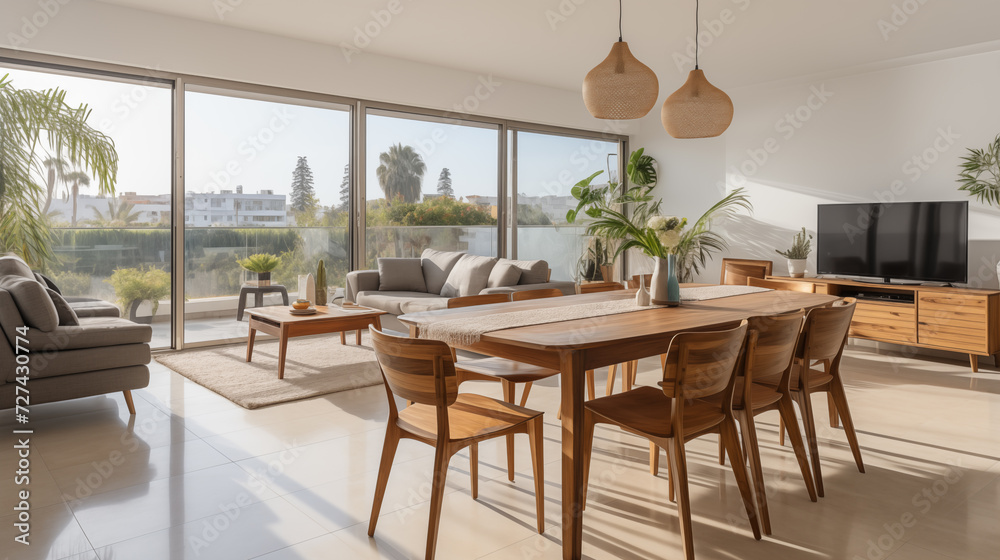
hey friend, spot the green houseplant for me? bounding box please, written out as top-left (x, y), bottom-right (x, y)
top-left (776, 227), bottom-right (813, 278)
top-left (106, 266), bottom-right (170, 323)
top-left (238, 253), bottom-right (281, 286)
top-left (957, 134), bottom-right (1000, 282)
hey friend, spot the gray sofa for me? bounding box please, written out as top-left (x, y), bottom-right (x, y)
top-left (346, 249), bottom-right (575, 331)
top-left (1, 255), bottom-right (151, 414)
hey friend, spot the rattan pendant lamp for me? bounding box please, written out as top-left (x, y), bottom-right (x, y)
top-left (582, 0), bottom-right (659, 120)
top-left (662, 0), bottom-right (734, 138)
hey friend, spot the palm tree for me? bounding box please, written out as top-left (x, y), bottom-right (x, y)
top-left (0, 74), bottom-right (118, 267)
top-left (64, 171), bottom-right (91, 227)
top-left (91, 198), bottom-right (141, 226)
top-left (376, 144), bottom-right (425, 204)
top-left (41, 155), bottom-right (67, 215)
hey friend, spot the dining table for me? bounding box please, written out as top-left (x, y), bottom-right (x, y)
top-left (398, 287), bottom-right (839, 559)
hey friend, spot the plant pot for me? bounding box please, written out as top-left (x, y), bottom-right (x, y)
top-left (255, 271), bottom-right (271, 287)
top-left (600, 264), bottom-right (615, 283)
top-left (651, 255), bottom-right (681, 307)
top-left (787, 259), bottom-right (807, 278)
top-left (128, 299), bottom-right (154, 324)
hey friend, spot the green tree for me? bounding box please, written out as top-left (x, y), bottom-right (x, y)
top-left (376, 143), bottom-right (425, 204)
top-left (91, 197), bottom-right (141, 226)
top-left (338, 163), bottom-right (350, 211)
top-left (64, 170), bottom-right (90, 227)
top-left (516, 204), bottom-right (552, 225)
top-left (289, 156), bottom-right (317, 215)
top-left (436, 167), bottom-right (454, 198)
top-left (0, 74), bottom-right (118, 267)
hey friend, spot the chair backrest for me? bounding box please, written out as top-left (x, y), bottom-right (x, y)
top-left (721, 258), bottom-right (773, 286)
top-left (747, 277), bottom-right (815, 293)
top-left (369, 327), bottom-right (459, 408)
top-left (446, 293), bottom-right (511, 309)
top-left (578, 281), bottom-right (624, 294)
top-left (511, 288), bottom-right (564, 301)
top-left (738, 310), bottom-right (805, 405)
top-left (660, 322), bottom-right (748, 401)
top-left (627, 274), bottom-right (652, 290)
top-left (799, 298), bottom-right (856, 363)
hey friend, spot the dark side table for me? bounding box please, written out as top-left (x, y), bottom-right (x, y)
top-left (237, 284), bottom-right (289, 321)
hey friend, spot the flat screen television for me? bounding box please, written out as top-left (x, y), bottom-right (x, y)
top-left (816, 201), bottom-right (968, 284)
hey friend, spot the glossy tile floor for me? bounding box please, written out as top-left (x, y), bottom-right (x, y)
top-left (3, 342), bottom-right (998, 559)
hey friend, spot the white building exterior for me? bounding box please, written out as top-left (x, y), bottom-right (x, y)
top-left (184, 186), bottom-right (288, 227)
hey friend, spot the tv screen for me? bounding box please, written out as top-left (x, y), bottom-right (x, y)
top-left (816, 201), bottom-right (968, 283)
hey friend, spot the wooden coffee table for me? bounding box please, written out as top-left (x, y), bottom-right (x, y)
top-left (245, 305), bottom-right (386, 379)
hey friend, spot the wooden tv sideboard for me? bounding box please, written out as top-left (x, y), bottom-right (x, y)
top-left (769, 276), bottom-right (1000, 372)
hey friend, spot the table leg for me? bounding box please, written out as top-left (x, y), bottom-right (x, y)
top-left (340, 331), bottom-right (346, 345)
top-left (356, 329), bottom-right (362, 345)
top-left (237, 291), bottom-right (247, 321)
top-left (278, 324), bottom-right (290, 380)
top-left (246, 327), bottom-right (257, 362)
top-left (560, 350), bottom-right (586, 559)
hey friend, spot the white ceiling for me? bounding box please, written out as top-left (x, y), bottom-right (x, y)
top-left (97, 0), bottom-right (1000, 91)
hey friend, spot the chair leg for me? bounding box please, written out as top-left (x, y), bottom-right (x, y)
top-left (627, 360), bottom-right (639, 391)
top-left (519, 381), bottom-right (533, 407)
top-left (737, 409), bottom-right (770, 535)
top-left (830, 379), bottom-right (865, 474)
top-left (586, 370), bottom-right (596, 401)
top-left (828, 393), bottom-right (840, 428)
top-left (777, 396), bottom-right (817, 501)
top-left (718, 436), bottom-right (726, 466)
top-left (368, 426), bottom-right (400, 536)
top-left (797, 389), bottom-right (824, 498)
top-left (425, 445), bottom-right (451, 560)
top-left (501, 380), bottom-right (516, 482)
top-left (666, 439), bottom-right (696, 560)
top-left (122, 390), bottom-right (136, 415)
top-left (470, 442), bottom-right (479, 500)
top-left (649, 442), bottom-right (660, 476)
top-left (719, 418), bottom-right (762, 541)
top-left (581, 409), bottom-right (597, 510)
top-left (527, 418), bottom-right (545, 533)
top-left (606, 364), bottom-right (618, 397)
top-left (778, 416), bottom-right (786, 447)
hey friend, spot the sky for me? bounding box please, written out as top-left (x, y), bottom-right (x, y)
top-left (3, 65), bottom-right (618, 208)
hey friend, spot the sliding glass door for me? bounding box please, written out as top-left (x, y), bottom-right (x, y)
top-left (183, 86), bottom-right (351, 345)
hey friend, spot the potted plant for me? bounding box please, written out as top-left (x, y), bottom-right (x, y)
top-left (106, 266), bottom-right (171, 323)
top-left (957, 134), bottom-right (1000, 282)
top-left (238, 253), bottom-right (281, 286)
top-left (578, 237), bottom-right (613, 282)
top-left (776, 228), bottom-right (813, 278)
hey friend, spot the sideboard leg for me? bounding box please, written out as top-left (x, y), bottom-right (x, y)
top-left (969, 354), bottom-right (979, 373)
top-left (994, 353), bottom-right (1000, 368)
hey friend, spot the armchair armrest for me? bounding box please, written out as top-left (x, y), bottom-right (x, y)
top-left (345, 270), bottom-right (381, 303)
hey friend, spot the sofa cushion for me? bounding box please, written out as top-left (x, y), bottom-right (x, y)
top-left (356, 291), bottom-right (446, 316)
top-left (47, 289), bottom-right (79, 326)
top-left (0, 255), bottom-right (35, 279)
top-left (399, 297), bottom-right (450, 314)
top-left (25, 317), bottom-right (152, 352)
top-left (377, 258), bottom-right (427, 292)
top-left (496, 258), bottom-right (549, 285)
top-left (0, 276), bottom-right (59, 332)
top-left (487, 262), bottom-right (522, 288)
top-left (67, 299), bottom-right (121, 319)
top-left (441, 255), bottom-right (498, 297)
top-left (20, 344), bottom-right (151, 381)
top-left (421, 249), bottom-right (465, 294)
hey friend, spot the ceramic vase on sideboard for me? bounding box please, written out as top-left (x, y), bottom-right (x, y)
top-left (787, 259), bottom-right (807, 278)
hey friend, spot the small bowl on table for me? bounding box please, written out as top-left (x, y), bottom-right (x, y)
top-left (292, 299), bottom-right (311, 310)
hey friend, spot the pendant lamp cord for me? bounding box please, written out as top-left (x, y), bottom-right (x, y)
top-left (618, 0), bottom-right (623, 42)
top-left (695, 0), bottom-right (700, 69)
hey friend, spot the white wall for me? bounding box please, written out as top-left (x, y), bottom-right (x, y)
top-left (0, 0), bottom-right (638, 136)
top-left (633, 47), bottom-right (1000, 286)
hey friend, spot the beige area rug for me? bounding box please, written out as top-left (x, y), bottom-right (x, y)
top-left (154, 333), bottom-right (383, 409)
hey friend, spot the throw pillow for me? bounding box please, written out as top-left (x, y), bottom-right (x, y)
top-left (440, 255), bottom-right (499, 297)
top-left (421, 249), bottom-right (465, 294)
top-left (377, 258), bottom-right (427, 292)
top-left (47, 288), bottom-right (79, 326)
top-left (0, 276), bottom-right (59, 332)
top-left (495, 258), bottom-right (549, 285)
top-left (486, 262), bottom-right (522, 288)
top-left (0, 255), bottom-right (35, 280)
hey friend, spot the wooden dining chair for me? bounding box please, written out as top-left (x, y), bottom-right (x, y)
top-left (367, 327), bottom-right (545, 560)
top-left (761, 298), bottom-right (863, 498)
top-left (721, 258), bottom-right (773, 286)
top-left (747, 276), bottom-right (815, 293)
top-left (445, 293), bottom-right (559, 481)
top-left (578, 281), bottom-right (624, 294)
top-left (511, 287), bottom-right (565, 301)
top-left (705, 310), bottom-right (816, 536)
top-left (582, 322), bottom-right (761, 560)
